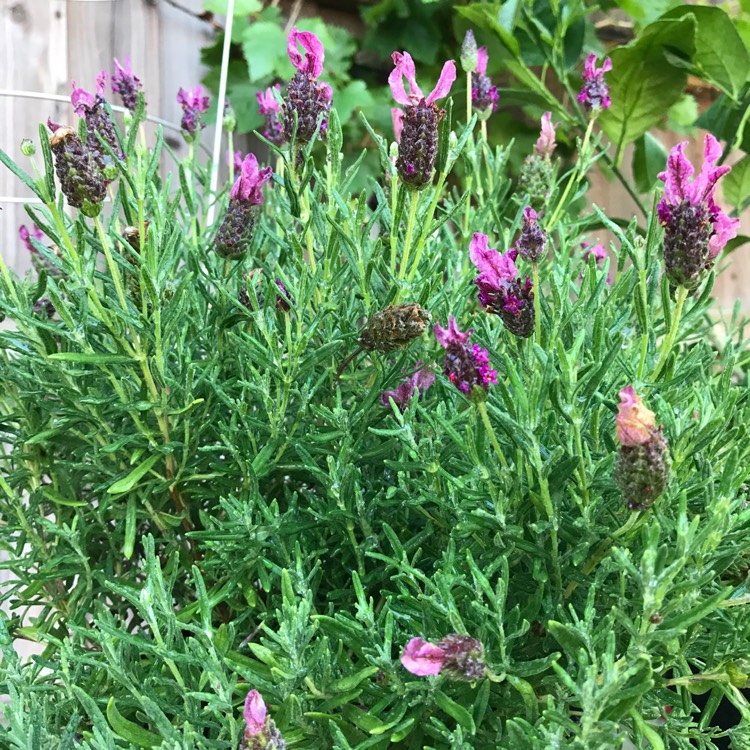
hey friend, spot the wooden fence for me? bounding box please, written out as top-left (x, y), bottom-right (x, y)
top-left (0, 0), bottom-right (748, 312)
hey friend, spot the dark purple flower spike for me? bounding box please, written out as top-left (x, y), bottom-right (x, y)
top-left (389, 51), bottom-right (456, 189)
top-left (657, 133), bottom-right (739, 289)
top-left (434, 316), bottom-right (497, 394)
top-left (177, 86), bottom-right (210, 141)
top-left (71, 72), bottom-right (123, 167)
top-left (471, 47), bottom-right (499, 120)
top-left (578, 53), bottom-right (612, 111)
top-left (111, 57), bottom-right (144, 113)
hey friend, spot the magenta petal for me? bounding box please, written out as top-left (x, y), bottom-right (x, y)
top-left (287, 28), bottom-right (325, 78)
top-left (243, 690), bottom-right (267, 736)
top-left (658, 141), bottom-right (693, 205)
top-left (689, 133), bottom-right (730, 205)
top-left (476, 47), bottom-right (489, 77)
top-left (71, 81), bottom-right (94, 115)
top-left (95, 71), bottom-right (107, 97)
top-left (230, 154), bottom-right (273, 204)
top-left (469, 232), bottom-right (518, 284)
top-left (708, 210), bottom-right (740, 260)
top-left (391, 108), bottom-right (404, 142)
top-left (426, 60), bottom-right (457, 105)
top-left (389, 51), bottom-right (423, 106)
top-left (434, 316), bottom-right (471, 349)
top-left (400, 638), bottom-right (445, 676)
top-left (256, 85), bottom-right (280, 114)
top-left (534, 111), bottom-right (556, 157)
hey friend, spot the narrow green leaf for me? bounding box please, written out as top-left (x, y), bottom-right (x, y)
top-left (106, 698), bottom-right (161, 747)
top-left (107, 453), bottom-right (162, 494)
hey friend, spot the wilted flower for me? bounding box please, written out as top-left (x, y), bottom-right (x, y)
top-left (257, 85), bottom-right (285, 145)
top-left (177, 86), bottom-right (210, 141)
top-left (471, 47), bottom-right (499, 120)
top-left (460, 30), bottom-right (478, 73)
top-left (283, 29), bottom-right (332, 144)
top-left (515, 207), bottom-right (547, 263)
top-left (358, 303), bottom-right (430, 354)
top-left (19, 224), bottom-right (43, 253)
top-left (657, 134), bottom-right (740, 289)
top-left (401, 634), bottom-right (485, 681)
top-left (111, 57), bottom-right (143, 113)
top-left (578, 53), bottom-right (612, 111)
top-left (240, 690), bottom-right (285, 750)
top-left (519, 111), bottom-right (558, 206)
top-left (470, 233), bottom-right (535, 338)
top-left (48, 122), bottom-right (107, 217)
top-left (613, 386), bottom-right (670, 510)
top-left (71, 72), bottom-right (123, 166)
top-left (214, 154), bottom-right (272, 259)
top-left (389, 51), bottom-right (456, 189)
top-left (434, 316), bottom-right (497, 394)
top-left (381, 365), bottom-right (435, 411)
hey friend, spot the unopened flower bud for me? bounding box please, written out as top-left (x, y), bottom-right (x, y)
top-left (358, 303), bottom-right (430, 353)
top-left (613, 386), bottom-right (670, 510)
top-left (460, 30), bottom-right (478, 73)
top-left (20, 139), bottom-right (35, 156)
top-left (222, 99), bottom-right (237, 133)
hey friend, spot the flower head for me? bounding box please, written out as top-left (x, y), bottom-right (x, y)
top-left (287, 28), bottom-right (325, 78)
top-left (177, 86), bottom-right (210, 140)
top-left (535, 111), bottom-right (557, 158)
top-left (616, 386), bottom-right (656, 447)
top-left (19, 224), bottom-right (44, 253)
top-left (514, 207), bottom-right (546, 263)
top-left (388, 51), bottom-right (456, 107)
top-left (401, 637), bottom-right (445, 676)
top-left (471, 47), bottom-right (499, 118)
top-left (577, 53), bottom-right (612, 111)
top-left (460, 30), bottom-right (478, 73)
top-left (358, 304), bottom-right (430, 353)
top-left (244, 690), bottom-right (267, 736)
top-left (111, 57), bottom-right (143, 112)
top-left (657, 134), bottom-right (740, 287)
top-left (381, 365), bottom-right (435, 411)
top-left (434, 317), bottom-right (497, 393)
top-left (71, 72), bottom-right (107, 116)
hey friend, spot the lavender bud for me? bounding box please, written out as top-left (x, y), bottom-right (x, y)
top-left (20, 139), bottom-right (35, 156)
top-left (460, 30), bottom-right (478, 73)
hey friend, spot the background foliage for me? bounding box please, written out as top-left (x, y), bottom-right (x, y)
top-left (1, 0), bottom-right (750, 749)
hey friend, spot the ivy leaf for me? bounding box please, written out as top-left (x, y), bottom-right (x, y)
top-left (722, 154), bottom-right (750, 210)
top-left (204, 0), bottom-right (262, 14)
top-left (242, 21), bottom-right (290, 82)
top-left (334, 81), bottom-right (375, 126)
top-left (599, 16), bottom-right (696, 157)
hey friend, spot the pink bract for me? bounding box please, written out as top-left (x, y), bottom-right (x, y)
top-left (400, 637), bottom-right (445, 676)
top-left (434, 315), bottom-right (472, 349)
top-left (469, 232), bottom-right (519, 287)
top-left (230, 154), bottom-right (273, 205)
top-left (534, 112), bottom-right (557, 158)
top-left (256, 85), bottom-right (281, 115)
top-left (243, 689), bottom-right (267, 736)
top-left (616, 386), bottom-right (656, 447)
top-left (388, 51), bottom-right (456, 107)
top-left (476, 47), bottom-right (489, 76)
top-left (287, 28), bottom-right (325, 78)
top-left (391, 108), bottom-right (404, 143)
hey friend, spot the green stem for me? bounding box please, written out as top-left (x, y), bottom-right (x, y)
top-left (390, 176), bottom-right (400, 275)
top-left (573, 420), bottom-right (589, 509)
top-left (481, 119), bottom-right (488, 142)
top-left (476, 400), bottom-right (509, 470)
top-left (466, 71), bottom-right (472, 125)
top-left (406, 173), bottom-right (447, 283)
top-left (532, 262), bottom-right (541, 346)
top-left (536, 459), bottom-right (562, 595)
top-left (652, 285), bottom-right (688, 380)
top-left (397, 191), bottom-right (420, 283)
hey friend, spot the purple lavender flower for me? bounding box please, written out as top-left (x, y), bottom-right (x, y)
top-left (177, 86), bottom-right (210, 141)
top-left (19, 224), bottom-right (43, 253)
top-left (401, 634), bottom-right (485, 682)
top-left (434, 317), bottom-right (497, 394)
top-left (471, 47), bottom-right (499, 119)
top-left (578, 53), bottom-right (612, 111)
top-left (381, 365), bottom-right (435, 411)
top-left (214, 154), bottom-right (272, 259)
top-left (283, 29), bottom-right (332, 144)
top-left (470, 233), bottom-right (535, 338)
top-left (111, 57), bottom-right (143, 113)
top-left (389, 51), bottom-right (456, 188)
top-left (257, 85), bottom-right (285, 146)
top-left (240, 689), bottom-right (285, 750)
top-left (71, 72), bottom-right (123, 166)
top-left (657, 134), bottom-right (740, 289)
top-left (534, 112), bottom-right (557, 158)
top-left (582, 242), bottom-right (612, 284)
top-left (515, 207), bottom-right (547, 263)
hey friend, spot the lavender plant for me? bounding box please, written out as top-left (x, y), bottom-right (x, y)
top-left (1, 18), bottom-right (750, 750)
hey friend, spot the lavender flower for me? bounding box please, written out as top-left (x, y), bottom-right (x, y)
top-left (519, 112), bottom-right (558, 207)
top-left (71, 72), bottom-right (123, 166)
top-left (19, 224), bottom-right (43, 253)
top-left (582, 242), bottom-right (611, 284)
top-left (257, 85), bottom-right (285, 145)
top-left (48, 121), bottom-right (107, 217)
top-left (515, 207), bottom-right (547, 263)
top-left (401, 634), bottom-right (485, 681)
top-left (469, 233), bottom-right (535, 338)
top-left (111, 57), bottom-right (143, 113)
top-left (177, 86), bottom-right (210, 141)
top-left (214, 154), bottom-right (272, 259)
top-left (471, 47), bottom-right (499, 119)
top-left (577, 53), bottom-right (612, 111)
top-left (381, 365), bottom-right (435, 411)
top-left (460, 30), bottom-right (478, 73)
top-left (283, 29), bottom-right (332, 144)
top-left (434, 316), bottom-right (497, 394)
top-left (240, 690), bottom-right (285, 750)
top-left (613, 386), bottom-right (670, 510)
top-left (657, 134), bottom-right (740, 289)
top-left (389, 51), bottom-right (456, 189)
